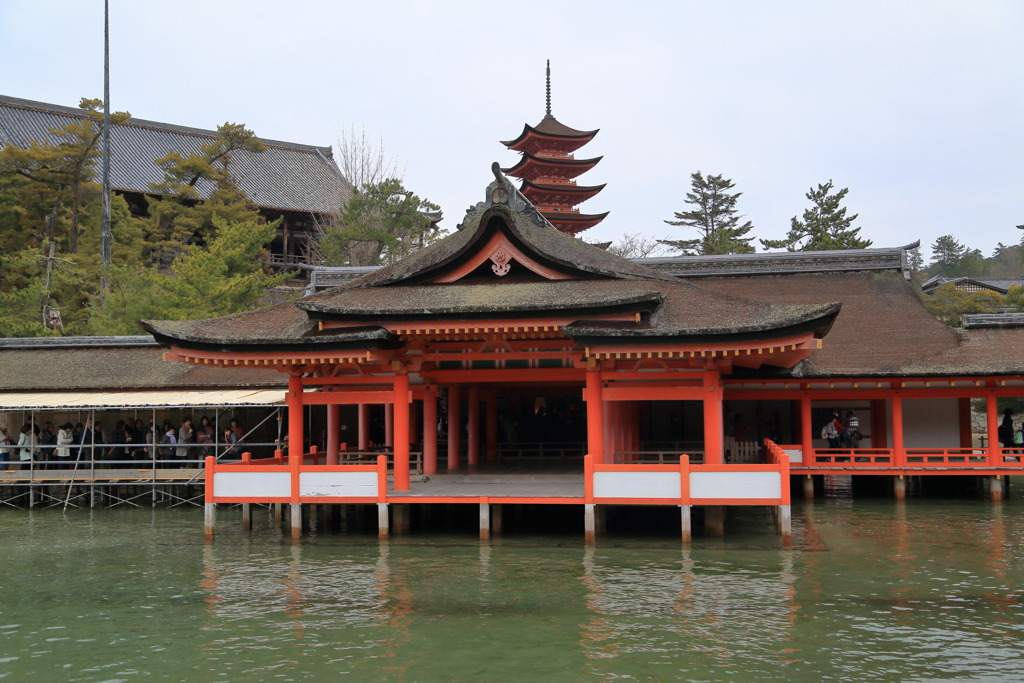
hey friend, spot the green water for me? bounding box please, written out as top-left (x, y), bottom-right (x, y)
top-left (1, 493), bottom-right (1023, 682)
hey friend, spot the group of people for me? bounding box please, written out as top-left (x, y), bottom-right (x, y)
top-left (0, 416), bottom-right (245, 470)
top-left (157, 416), bottom-right (244, 467)
top-left (821, 409), bottom-right (863, 448)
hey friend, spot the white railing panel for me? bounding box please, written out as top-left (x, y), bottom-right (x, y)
top-left (299, 471), bottom-right (378, 498)
top-left (690, 471), bottom-right (781, 499)
top-left (214, 471), bottom-right (290, 498)
top-left (784, 448), bottom-right (803, 464)
top-left (593, 471), bottom-right (680, 499)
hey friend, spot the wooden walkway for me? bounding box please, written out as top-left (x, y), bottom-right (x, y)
top-left (393, 474), bottom-right (584, 499)
top-left (0, 468), bottom-right (205, 483)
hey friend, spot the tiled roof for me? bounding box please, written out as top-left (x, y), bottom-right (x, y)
top-left (921, 275), bottom-right (1024, 295)
top-left (641, 244), bottom-right (915, 279)
top-left (144, 166), bottom-right (839, 351)
top-left (0, 343), bottom-right (283, 392)
top-left (0, 94), bottom-right (350, 214)
top-left (697, 270), bottom-right (1024, 377)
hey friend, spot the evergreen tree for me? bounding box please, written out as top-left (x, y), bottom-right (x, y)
top-left (0, 98), bottom-right (129, 253)
top-left (82, 264), bottom-right (163, 335)
top-left (928, 234), bottom-right (985, 277)
top-left (154, 215), bottom-right (291, 319)
top-left (761, 181), bottom-right (871, 251)
top-left (316, 178), bottom-right (441, 266)
top-left (907, 245), bottom-right (924, 272)
top-left (660, 172), bottom-right (755, 255)
top-left (143, 123), bottom-right (266, 263)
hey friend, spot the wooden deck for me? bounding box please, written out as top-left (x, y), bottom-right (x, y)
top-left (393, 473), bottom-right (584, 499)
top-left (0, 468), bottom-right (205, 483)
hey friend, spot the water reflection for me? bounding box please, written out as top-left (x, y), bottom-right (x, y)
top-left (1, 500), bottom-right (1023, 681)
top-left (579, 545), bottom-right (800, 678)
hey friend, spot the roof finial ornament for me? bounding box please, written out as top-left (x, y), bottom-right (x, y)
top-left (545, 59), bottom-right (552, 117)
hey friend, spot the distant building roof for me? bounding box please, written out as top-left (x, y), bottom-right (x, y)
top-left (643, 244), bottom-right (917, 280)
top-left (921, 275), bottom-right (1024, 295)
top-left (0, 94), bottom-right (350, 215)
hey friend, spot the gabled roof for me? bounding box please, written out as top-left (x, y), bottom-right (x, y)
top-left (0, 94), bottom-right (350, 215)
top-left (921, 274), bottom-right (1024, 295)
top-left (145, 164), bottom-right (838, 355)
top-left (309, 164), bottom-right (673, 292)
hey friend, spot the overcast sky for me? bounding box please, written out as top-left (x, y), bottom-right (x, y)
top-left (3, 1), bottom-right (1022, 261)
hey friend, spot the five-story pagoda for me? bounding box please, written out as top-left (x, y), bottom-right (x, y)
top-left (501, 61), bottom-right (608, 235)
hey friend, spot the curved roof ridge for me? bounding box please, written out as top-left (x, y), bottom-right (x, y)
top-left (299, 164), bottom-right (674, 299)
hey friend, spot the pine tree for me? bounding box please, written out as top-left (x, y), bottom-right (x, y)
top-left (660, 172), bottom-right (755, 256)
top-left (761, 181), bottom-right (871, 251)
top-left (316, 178), bottom-right (441, 266)
top-left (0, 98), bottom-right (129, 253)
top-left (154, 215), bottom-right (291, 319)
top-left (143, 123), bottom-right (266, 263)
top-left (928, 235), bottom-right (985, 277)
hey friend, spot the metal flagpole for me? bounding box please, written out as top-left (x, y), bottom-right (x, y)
top-left (99, 0), bottom-right (112, 301)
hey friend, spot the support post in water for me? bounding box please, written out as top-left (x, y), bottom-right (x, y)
top-left (778, 504), bottom-right (792, 542)
top-left (894, 475), bottom-right (906, 500)
top-left (241, 503), bottom-right (251, 531)
top-left (393, 504), bottom-right (410, 534)
top-left (705, 505), bottom-right (725, 536)
top-left (204, 503), bottom-right (216, 541)
top-left (804, 475), bottom-right (815, 499)
top-left (378, 503), bottom-right (390, 540)
top-left (681, 505), bottom-right (692, 543)
top-left (290, 503), bottom-right (302, 539)
top-left (990, 475), bottom-right (1003, 502)
top-left (584, 503), bottom-right (596, 544)
top-left (479, 500), bottom-right (490, 540)
top-left (492, 503), bottom-right (503, 535)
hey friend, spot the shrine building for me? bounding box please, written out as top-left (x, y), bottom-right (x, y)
top-left (140, 165), bottom-right (1024, 543)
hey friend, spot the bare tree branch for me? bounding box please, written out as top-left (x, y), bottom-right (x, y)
top-left (607, 231), bottom-right (671, 259)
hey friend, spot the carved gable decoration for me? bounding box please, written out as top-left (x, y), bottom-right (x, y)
top-left (430, 230), bottom-right (574, 283)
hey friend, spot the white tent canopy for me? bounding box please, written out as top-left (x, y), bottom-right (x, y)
top-left (0, 389), bottom-right (286, 411)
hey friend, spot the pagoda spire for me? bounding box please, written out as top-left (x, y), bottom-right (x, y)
top-left (500, 63), bottom-right (607, 236)
top-left (545, 60), bottom-right (551, 117)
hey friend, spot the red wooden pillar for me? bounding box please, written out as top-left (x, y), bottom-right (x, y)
top-left (702, 369), bottom-right (724, 464)
top-left (326, 404), bottom-right (340, 465)
top-left (485, 393), bottom-right (499, 462)
top-left (585, 369), bottom-right (604, 464)
top-left (800, 395), bottom-right (813, 457)
top-left (410, 399), bottom-right (420, 450)
top-left (603, 400), bottom-right (615, 463)
top-left (423, 387), bottom-right (438, 475)
top-left (384, 403), bottom-right (394, 449)
top-left (287, 375), bottom-right (304, 463)
top-left (447, 385), bottom-right (461, 470)
top-left (358, 404), bottom-right (370, 451)
top-left (958, 398), bottom-right (973, 449)
top-left (393, 374), bottom-right (410, 491)
top-left (986, 393), bottom-right (1000, 464)
top-left (629, 402), bottom-right (641, 453)
top-left (892, 395), bottom-right (905, 466)
top-left (467, 386), bottom-right (480, 468)
top-left (870, 399), bottom-right (887, 448)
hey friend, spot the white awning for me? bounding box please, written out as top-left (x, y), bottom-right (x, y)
top-left (0, 389), bottom-right (287, 411)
